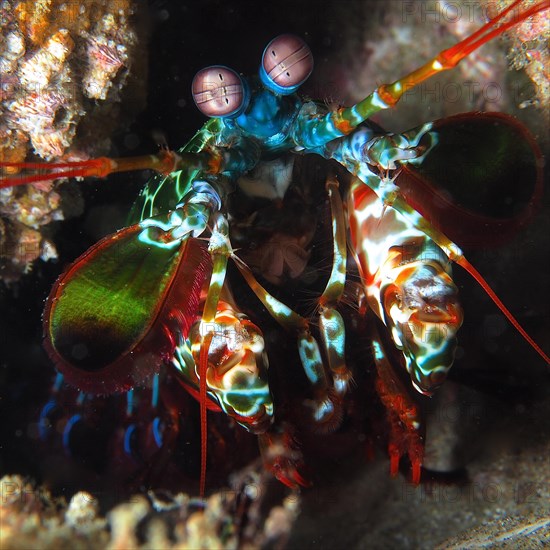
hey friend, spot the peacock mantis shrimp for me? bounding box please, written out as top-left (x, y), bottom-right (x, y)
top-left (1, 0), bottom-right (548, 497)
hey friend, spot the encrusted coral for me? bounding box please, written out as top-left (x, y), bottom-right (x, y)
top-left (0, 0), bottom-right (141, 282)
top-left (0, 470), bottom-right (300, 549)
top-left (482, 0), bottom-right (550, 114)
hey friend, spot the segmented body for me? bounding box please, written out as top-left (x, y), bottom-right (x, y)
top-left (4, 0), bottom-right (548, 494)
top-left (41, 106), bottom-right (541, 489)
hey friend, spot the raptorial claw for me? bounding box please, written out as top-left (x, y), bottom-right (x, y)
top-left (363, 124), bottom-right (436, 171)
top-left (258, 429), bottom-right (310, 488)
top-left (382, 257), bottom-right (463, 395)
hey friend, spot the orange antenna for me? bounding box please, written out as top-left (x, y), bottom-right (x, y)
top-left (0, 150), bottom-right (184, 189)
top-left (456, 257), bottom-right (550, 364)
top-left (198, 333), bottom-right (213, 498)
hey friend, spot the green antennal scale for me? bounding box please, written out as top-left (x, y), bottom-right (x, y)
top-left (44, 227), bottom-right (212, 394)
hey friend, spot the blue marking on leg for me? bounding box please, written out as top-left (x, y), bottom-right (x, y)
top-left (123, 424), bottom-right (137, 457)
top-left (38, 399), bottom-right (58, 440)
top-left (153, 417), bottom-right (163, 448)
top-left (62, 414), bottom-right (82, 453)
top-left (126, 389), bottom-right (135, 417)
top-left (152, 374), bottom-right (160, 410)
top-left (53, 372), bottom-right (64, 392)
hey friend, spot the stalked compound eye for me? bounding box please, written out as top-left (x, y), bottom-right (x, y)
top-left (192, 66), bottom-right (247, 118)
top-left (260, 35), bottom-right (313, 95)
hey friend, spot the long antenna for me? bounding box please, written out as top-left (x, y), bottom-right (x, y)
top-left (456, 257), bottom-right (550, 364)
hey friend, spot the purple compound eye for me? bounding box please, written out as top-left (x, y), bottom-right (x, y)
top-left (260, 35), bottom-right (313, 94)
top-left (192, 66), bottom-right (247, 118)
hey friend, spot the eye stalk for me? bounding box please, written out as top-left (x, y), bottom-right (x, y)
top-left (260, 35), bottom-right (313, 95)
top-left (192, 66), bottom-right (249, 118)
